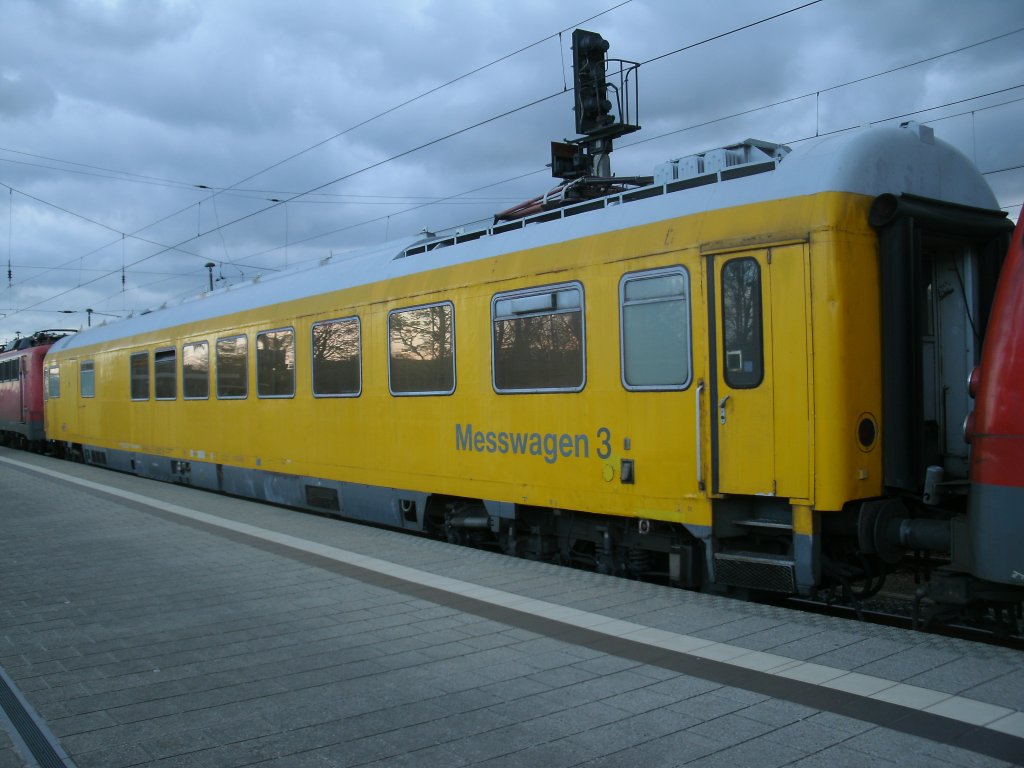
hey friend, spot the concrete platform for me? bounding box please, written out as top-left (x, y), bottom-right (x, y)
top-left (0, 447), bottom-right (1022, 768)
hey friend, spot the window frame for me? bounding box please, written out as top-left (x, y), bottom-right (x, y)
top-left (215, 334), bottom-right (249, 400)
top-left (491, 281), bottom-right (586, 394)
top-left (311, 316), bottom-right (362, 398)
top-left (154, 347), bottom-right (177, 400)
top-left (720, 256), bottom-right (765, 390)
top-left (387, 301), bottom-right (456, 397)
top-left (79, 360), bottom-right (95, 398)
top-left (256, 326), bottom-right (296, 399)
top-left (129, 351), bottom-right (150, 401)
top-left (182, 340), bottom-right (210, 401)
top-left (619, 266), bottom-right (693, 392)
top-left (47, 365), bottom-right (60, 399)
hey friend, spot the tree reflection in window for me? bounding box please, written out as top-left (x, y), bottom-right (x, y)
top-left (216, 335), bottom-right (247, 398)
top-left (721, 257), bottom-right (764, 388)
top-left (256, 329), bottom-right (295, 397)
top-left (182, 341), bottom-right (209, 399)
top-left (493, 285), bottom-right (584, 392)
top-left (154, 348), bottom-right (177, 399)
top-left (388, 303), bottom-right (454, 395)
top-left (312, 317), bottom-right (360, 396)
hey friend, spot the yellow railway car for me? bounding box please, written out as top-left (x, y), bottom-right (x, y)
top-left (44, 122), bottom-right (1013, 599)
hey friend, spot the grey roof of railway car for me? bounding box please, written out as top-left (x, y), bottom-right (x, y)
top-left (52, 122), bottom-right (998, 354)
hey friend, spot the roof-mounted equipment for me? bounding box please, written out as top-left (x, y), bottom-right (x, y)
top-left (554, 29), bottom-right (641, 181)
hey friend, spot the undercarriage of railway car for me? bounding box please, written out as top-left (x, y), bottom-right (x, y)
top-left (432, 482), bottom-right (1022, 636)
top-left (432, 497), bottom-right (705, 588)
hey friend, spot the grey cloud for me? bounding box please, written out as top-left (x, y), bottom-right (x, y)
top-left (0, 71), bottom-right (57, 120)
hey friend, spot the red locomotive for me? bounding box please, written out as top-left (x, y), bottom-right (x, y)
top-left (0, 330), bottom-right (72, 450)
top-left (963, 209), bottom-right (1024, 596)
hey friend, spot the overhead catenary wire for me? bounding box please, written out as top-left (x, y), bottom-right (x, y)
top-left (69, 2), bottom-right (842, 309)
top-left (6, 0), bottom-right (837, 319)
top-left (0, 0), bottom-right (638, 314)
top-left (5, 2), bottom-right (1021, 325)
top-left (82, 37), bottom-right (1024, 299)
top-left (110, 84), bottom-right (1024, 314)
top-left (161, 18), bottom-right (1024, 275)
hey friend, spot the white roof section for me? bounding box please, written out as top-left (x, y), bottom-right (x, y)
top-left (54, 122), bottom-right (998, 354)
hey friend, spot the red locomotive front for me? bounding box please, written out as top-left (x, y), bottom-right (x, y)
top-left (966, 210), bottom-right (1024, 587)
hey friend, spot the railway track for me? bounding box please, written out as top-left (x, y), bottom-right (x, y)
top-left (768, 589), bottom-right (1024, 650)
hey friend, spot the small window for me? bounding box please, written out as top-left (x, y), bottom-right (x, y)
top-left (388, 302), bottom-right (455, 395)
top-left (257, 328), bottom-right (295, 398)
top-left (80, 360), bottom-right (95, 398)
top-left (216, 335), bottom-right (248, 399)
top-left (721, 257), bottom-right (764, 388)
top-left (620, 268), bottom-right (692, 390)
top-left (47, 365), bottom-right (60, 398)
top-left (130, 352), bottom-right (149, 400)
top-left (492, 283), bottom-right (584, 392)
top-left (312, 317), bottom-right (361, 397)
top-left (154, 348), bottom-right (177, 400)
top-left (182, 341), bottom-right (210, 400)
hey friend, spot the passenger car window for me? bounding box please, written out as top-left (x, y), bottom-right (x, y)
top-left (256, 328), bottom-right (295, 398)
top-left (721, 257), bottom-right (764, 388)
top-left (216, 335), bottom-right (248, 399)
top-left (47, 365), bottom-right (60, 398)
top-left (492, 283), bottom-right (584, 392)
top-left (312, 317), bottom-right (360, 396)
top-left (130, 352), bottom-right (149, 400)
top-left (154, 348), bottom-right (177, 399)
top-left (388, 303), bottom-right (454, 395)
top-left (80, 360), bottom-right (95, 398)
top-left (620, 268), bottom-right (691, 389)
top-left (182, 341), bottom-right (210, 400)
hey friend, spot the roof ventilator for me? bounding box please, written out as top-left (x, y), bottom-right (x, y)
top-left (654, 139), bottom-right (790, 185)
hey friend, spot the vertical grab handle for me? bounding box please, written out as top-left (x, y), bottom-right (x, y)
top-left (696, 380), bottom-right (705, 492)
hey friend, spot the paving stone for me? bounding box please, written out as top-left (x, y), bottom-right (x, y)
top-left (0, 454), bottom-right (1020, 768)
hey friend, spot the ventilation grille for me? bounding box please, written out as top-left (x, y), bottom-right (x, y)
top-left (714, 552), bottom-right (796, 593)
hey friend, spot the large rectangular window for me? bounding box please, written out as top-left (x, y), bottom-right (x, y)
top-left (80, 360), bottom-right (95, 398)
top-left (257, 328), bottom-right (295, 398)
top-left (130, 352), bottom-right (149, 400)
top-left (721, 257), bottom-right (764, 388)
top-left (154, 348), bottom-right (177, 400)
top-left (312, 317), bottom-right (361, 397)
top-left (492, 283), bottom-right (584, 392)
top-left (388, 302), bottom-right (455, 395)
top-left (182, 341), bottom-right (210, 400)
top-left (620, 268), bottom-right (691, 390)
top-left (216, 335), bottom-right (248, 399)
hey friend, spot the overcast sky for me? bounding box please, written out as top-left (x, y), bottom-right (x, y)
top-left (1, 0), bottom-right (1022, 345)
